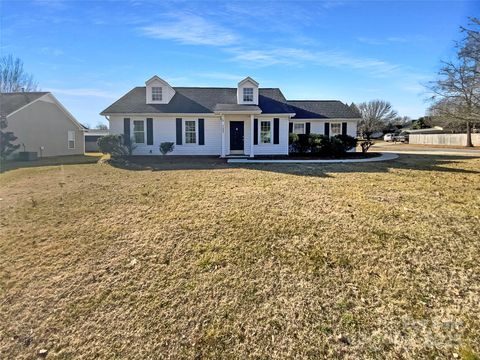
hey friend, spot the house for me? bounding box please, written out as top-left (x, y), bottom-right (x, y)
top-left (101, 76), bottom-right (360, 157)
top-left (84, 128), bottom-right (110, 152)
top-left (0, 92), bottom-right (85, 157)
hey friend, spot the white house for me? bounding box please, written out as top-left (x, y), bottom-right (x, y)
top-left (1, 92), bottom-right (85, 157)
top-left (101, 76), bottom-right (360, 157)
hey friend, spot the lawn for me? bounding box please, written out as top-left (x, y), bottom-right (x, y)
top-left (0, 154), bottom-right (479, 359)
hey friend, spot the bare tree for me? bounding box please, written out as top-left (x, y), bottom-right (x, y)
top-left (357, 100), bottom-right (398, 139)
top-left (0, 55), bottom-right (38, 93)
top-left (95, 124), bottom-right (108, 130)
top-left (428, 18), bottom-right (480, 147)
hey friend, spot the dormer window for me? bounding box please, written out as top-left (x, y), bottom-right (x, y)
top-left (152, 87), bottom-right (162, 101)
top-left (243, 88), bottom-right (253, 102)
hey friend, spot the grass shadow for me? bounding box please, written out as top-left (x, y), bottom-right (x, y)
top-left (0, 154), bottom-right (103, 173)
top-left (107, 153), bottom-right (480, 177)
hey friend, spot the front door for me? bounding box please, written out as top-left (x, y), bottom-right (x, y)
top-left (230, 121), bottom-right (244, 152)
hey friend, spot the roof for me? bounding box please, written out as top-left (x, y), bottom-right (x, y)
top-left (0, 92), bottom-right (49, 117)
top-left (101, 87), bottom-right (293, 115)
top-left (214, 104), bottom-right (261, 113)
top-left (287, 100), bottom-right (361, 119)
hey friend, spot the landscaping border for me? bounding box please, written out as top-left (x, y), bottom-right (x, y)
top-left (227, 152), bottom-right (399, 164)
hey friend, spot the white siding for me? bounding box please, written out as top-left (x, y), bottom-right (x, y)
top-left (293, 119), bottom-right (358, 137)
top-left (254, 117), bottom-right (289, 155)
top-left (110, 114), bottom-right (290, 156)
top-left (109, 116), bottom-right (222, 155)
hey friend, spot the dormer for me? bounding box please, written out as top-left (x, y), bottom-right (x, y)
top-left (237, 76), bottom-right (259, 105)
top-left (145, 75), bottom-right (175, 104)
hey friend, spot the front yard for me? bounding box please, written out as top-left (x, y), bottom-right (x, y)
top-left (0, 155), bottom-right (479, 359)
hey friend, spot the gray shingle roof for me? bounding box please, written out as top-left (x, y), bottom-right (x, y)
top-left (0, 92), bottom-right (49, 117)
top-left (101, 87), bottom-right (293, 115)
top-left (287, 100), bottom-right (361, 119)
top-left (214, 104), bottom-right (261, 112)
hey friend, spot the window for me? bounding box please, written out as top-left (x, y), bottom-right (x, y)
top-left (185, 120), bottom-right (196, 144)
top-left (68, 131), bottom-right (75, 149)
top-left (243, 87), bottom-right (253, 102)
top-left (331, 123), bottom-right (341, 136)
top-left (293, 123), bottom-right (305, 134)
top-left (260, 121), bottom-right (271, 144)
top-left (152, 87), bottom-right (162, 101)
top-left (133, 120), bottom-right (145, 143)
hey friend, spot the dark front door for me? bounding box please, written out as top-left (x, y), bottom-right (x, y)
top-left (230, 121), bottom-right (244, 151)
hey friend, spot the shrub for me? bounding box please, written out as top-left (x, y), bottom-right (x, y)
top-left (159, 142), bottom-right (175, 155)
top-left (97, 135), bottom-right (134, 158)
top-left (335, 135), bottom-right (357, 152)
top-left (360, 140), bottom-right (374, 154)
top-left (289, 133), bottom-right (357, 157)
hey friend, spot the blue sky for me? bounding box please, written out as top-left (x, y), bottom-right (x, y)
top-left (1, 0), bottom-right (478, 127)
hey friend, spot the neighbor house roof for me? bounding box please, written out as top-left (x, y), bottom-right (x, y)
top-left (0, 92), bottom-right (49, 117)
top-left (287, 100), bottom-right (361, 119)
top-left (101, 87), bottom-right (293, 115)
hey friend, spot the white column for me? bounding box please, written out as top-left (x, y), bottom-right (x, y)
top-left (221, 115), bottom-right (226, 158)
top-left (250, 114), bottom-right (255, 158)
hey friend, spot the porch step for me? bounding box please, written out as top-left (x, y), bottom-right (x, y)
top-left (223, 155), bottom-right (250, 159)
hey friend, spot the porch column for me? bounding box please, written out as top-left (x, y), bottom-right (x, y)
top-left (221, 115), bottom-right (226, 158)
top-left (250, 114), bottom-right (254, 158)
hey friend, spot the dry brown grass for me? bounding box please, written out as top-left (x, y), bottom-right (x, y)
top-left (1, 154), bottom-right (479, 359)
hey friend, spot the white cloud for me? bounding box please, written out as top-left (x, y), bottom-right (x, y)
top-left (41, 47), bottom-right (64, 56)
top-left (140, 13), bottom-right (238, 46)
top-left (228, 47), bottom-right (402, 77)
top-left (197, 72), bottom-right (244, 81)
top-left (46, 88), bottom-right (118, 99)
top-left (357, 36), bottom-right (409, 45)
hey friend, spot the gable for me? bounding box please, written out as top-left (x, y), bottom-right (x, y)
top-left (0, 92), bottom-right (49, 117)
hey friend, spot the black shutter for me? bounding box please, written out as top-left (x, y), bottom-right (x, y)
top-left (306, 122), bottom-right (311, 135)
top-left (289, 122), bottom-right (293, 133)
top-left (176, 118), bottom-right (182, 145)
top-left (342, 122), bottom-right (347, 136)
top-left (273, 118), bottom-right (279, 144)
top-left (198, 119), bottom-right (205, 145)
top-left (123, 118), bottom-right (130, 145)
top-left (146, 118), bottom-right (153, 145)
top-left (324, 122), bottom-right (330, 137)
top-left (254, 118), bottom-right (258, 145)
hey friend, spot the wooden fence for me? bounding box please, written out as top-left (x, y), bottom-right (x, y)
top-left (409, 133), bottom-right (480, 146)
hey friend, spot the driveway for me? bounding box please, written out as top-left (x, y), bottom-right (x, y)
top-left (371, 141), bottom-right (480, 156)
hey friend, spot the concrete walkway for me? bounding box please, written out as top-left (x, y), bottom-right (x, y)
top-left (227, 152), bottom-right (399, 164)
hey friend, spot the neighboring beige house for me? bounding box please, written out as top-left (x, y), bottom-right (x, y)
top-left (0, 92), bottom-right (85, 157)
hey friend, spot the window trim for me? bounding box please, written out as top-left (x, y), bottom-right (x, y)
top-left (293, 122), bottom-right (306, 135)
top-left (151, 86), bottom-right (162, 101)
top-left (243, 87), bottom-right (254, 102)
top-left (68, 130), bottom-right (75, 149)
top-left (259, 119), bottom-right (272, 145)
top-left (330, 122), bottom-right (342, 136)
top-left (183, 119), bottom-right (198, 145)
top-left (133, 119), bottom-right (146, 144)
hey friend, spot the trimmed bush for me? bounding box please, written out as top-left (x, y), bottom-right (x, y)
top-left (159, 142), bottom-right (175, 155)
top-left (289, 133), bottom-right (357, 157)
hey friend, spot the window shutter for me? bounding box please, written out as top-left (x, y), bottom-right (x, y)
top-left (146, 118), bottom-right (153, 145)
top-left (123, 118), bottom-right (130, 145)
top-left (176, 118), bottom-right (182, 145)
top-left (324, 122), bottom-right (330, 137)
top-left (306, 122), bottom-right (311, 135)
top-left (273, 118), bottom-right (279, 144)
top-left (342, 122), bottom-right (347, 136)
top-left (289, 122), bottom-right (293, 133)
top-left (198, 119), bottom-right (205, 145)
top-left (254, 118), bottom-right (258, 145)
